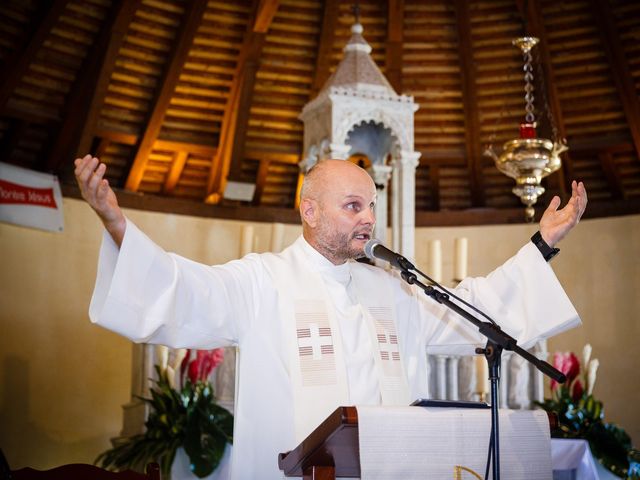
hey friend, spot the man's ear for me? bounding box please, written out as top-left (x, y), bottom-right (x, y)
top-left (300, 198), bottom-right (318, 228)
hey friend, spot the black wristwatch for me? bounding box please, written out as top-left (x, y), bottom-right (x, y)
top-left (531, 231), bottom-right (560, 262)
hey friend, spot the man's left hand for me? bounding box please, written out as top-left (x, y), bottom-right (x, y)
top-left (539, 180), bottom-right (588, 247)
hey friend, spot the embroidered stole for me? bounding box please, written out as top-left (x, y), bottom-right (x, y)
top-left (262, 239), bottom-right (410, 442)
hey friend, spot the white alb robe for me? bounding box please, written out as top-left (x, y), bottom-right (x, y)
top-left (90, 219), bottom-right (580, 480)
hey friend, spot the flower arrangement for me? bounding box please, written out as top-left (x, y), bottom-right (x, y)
top-left (536, 344), bottom-right (636, 477)
top-left (96, 347), bottom-right (233, 478)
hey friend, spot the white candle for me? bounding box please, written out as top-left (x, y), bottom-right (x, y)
top-left (428, 239), bottom-right (442, 283)
top-left (270, 223), bottom-right (285, 252)
top-left (454, 237), bottom-right (468, 280)
top-left (240, 225), bottom-right (254, 257)
top-left (475, 355), bottom-right (489, 394)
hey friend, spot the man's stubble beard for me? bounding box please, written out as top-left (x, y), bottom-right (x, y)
top-left (314, 220), bottom-right (363, 264)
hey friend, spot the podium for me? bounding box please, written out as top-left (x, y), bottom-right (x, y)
top-left (279, 406), bottom-right (558, 480)
top-left (278, 406), bottom-right (359, 479)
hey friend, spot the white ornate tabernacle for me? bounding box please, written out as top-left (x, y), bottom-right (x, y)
top-left (298, 22), bottom-right (420, 259)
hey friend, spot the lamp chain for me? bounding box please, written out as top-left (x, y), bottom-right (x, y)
top-left (523, 49), bottom-right (536, 124)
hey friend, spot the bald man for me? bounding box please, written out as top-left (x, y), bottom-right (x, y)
top-left (76, 155), bottom-right (587, 479)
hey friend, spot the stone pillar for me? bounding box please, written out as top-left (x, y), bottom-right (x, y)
top-left (391, 157), bottom-right (401, 252)
top-left (368, 164), bottom-right (392, 245)
top-left (500, 353), bottom-right (510, 407)
top-left (448, 356), bottom-right (460, 400)
top-left (119, 343), bottom-right (155, 439)
top-left (436, 355), bottom-right (448, 399)
top-left (532, 340), bottom-right (548, 404)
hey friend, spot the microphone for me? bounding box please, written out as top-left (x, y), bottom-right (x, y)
top-left (364, 239), bottom-right (415, 271)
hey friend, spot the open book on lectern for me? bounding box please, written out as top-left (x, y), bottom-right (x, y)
top-left (411, 398), bottom-right (490, 409)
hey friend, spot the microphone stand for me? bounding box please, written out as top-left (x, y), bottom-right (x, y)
top-left (399, 269), bottom-right (566, 480)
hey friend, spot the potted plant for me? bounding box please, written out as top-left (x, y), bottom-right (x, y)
top-left (96, 348), bottom-right (233, 478)
top-left (536, 344), bottom-right (634, 477)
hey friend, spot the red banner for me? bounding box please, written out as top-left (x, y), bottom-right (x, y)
top-left (0, 178), bottom-right (58, 209)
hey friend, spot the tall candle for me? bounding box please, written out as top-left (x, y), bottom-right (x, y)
top-left (240, 225), bottom-right (254, 257)
top-left (454, 237), bottom-right (468, 280)
top-left (270, 223), bottom-right (285, 252)
top-left (428, 239), bottom-right (442, 283)
top-left (475, 355), bottom-right (489, 395)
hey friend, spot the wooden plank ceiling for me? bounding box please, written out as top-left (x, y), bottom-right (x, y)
top-left (0, 0), bottom-right (639, 225)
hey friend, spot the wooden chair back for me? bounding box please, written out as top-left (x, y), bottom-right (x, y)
top-left (9, 462), bottom-right (161, 480)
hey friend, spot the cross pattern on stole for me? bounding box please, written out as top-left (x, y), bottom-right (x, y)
top-left (297, 323), bottom-right (333, 361)
top-left (377, 331), bottom-right (400, 361)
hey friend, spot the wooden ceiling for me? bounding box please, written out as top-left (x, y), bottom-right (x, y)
top-left (1, 0), bottom-right (640, 226)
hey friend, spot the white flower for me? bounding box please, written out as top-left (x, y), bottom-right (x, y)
top-left (155, 345), bottom-right (169, 372)
top-left (165, 365), bottom-right (177, 389)
top-left (582, 344), bottom-right (592, 372)
top-left (170, 348), bottom-right (188, 371)
top-left (587, 358), bottom-right (599, 395)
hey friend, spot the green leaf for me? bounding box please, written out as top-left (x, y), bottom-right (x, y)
top-left (96, 365), bottom-right (233, 478)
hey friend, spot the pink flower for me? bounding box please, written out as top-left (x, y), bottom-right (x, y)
top-left (551, 351), bottom-right (581, 391)
top-left (180, 348), bottom-right (225, 385)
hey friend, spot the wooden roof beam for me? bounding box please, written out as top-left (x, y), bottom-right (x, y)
top-left (254, 0), bottom-right (280, 33)
top-left (386, 0), bottom-right (404, 94)
top-left (0, 0), bottom-right (70, 113)
top-left (252, 160), bottom-right (271, 205)
top-left (74, 1), bottom-right (143, 161)
top-left (45, 1), bottom-right (141, 174)
top-left (225, 47), bottom-right (262, 182)
top-left (309, 0), bottom-right (340, 97)
top-left (518, 0), bottom-right (571, 197)
top-left (205, 0), bottom-right (280, 202)
top-left (125, 0), bottom-right (209, 192)
top-left (164, 151), bottom-right (189, 194)
top-left (454, 0), bottom-right (485, 207)
top-left (590, 0), bottom-right (640, 166)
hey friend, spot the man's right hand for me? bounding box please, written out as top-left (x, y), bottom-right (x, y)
top-left (74, 154), bottom-right (126, 247)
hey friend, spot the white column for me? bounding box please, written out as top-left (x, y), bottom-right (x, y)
top-left (533, 340), bottom-right (548, 404)
top-left (448, 356), bottom-right (460, 400)
top-left (391, 157), bottom-right (401, 252)
top-left (436, 355), bottom-right (448, 399)
top-left (396, 151), bottom-right (421, 260)
top-left (120, 343), bottom-right (155, 438)
top-left (508, 354), bottom-right (531, 409)
top-left (369, 164), bottom-right (393, 244)
top-left (500, 353), bottom-right (510, 407)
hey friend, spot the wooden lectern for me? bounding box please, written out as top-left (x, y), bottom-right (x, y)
top-left (278, 406), bottom-right (558, 480)
top-left (278, 406), bottom-right (360, 480)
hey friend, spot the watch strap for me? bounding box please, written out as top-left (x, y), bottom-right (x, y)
top-left (531, 231), bottom-right (560, 262)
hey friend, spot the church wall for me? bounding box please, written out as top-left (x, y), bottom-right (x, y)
top-left (0, 198), bottom-right (638, 469)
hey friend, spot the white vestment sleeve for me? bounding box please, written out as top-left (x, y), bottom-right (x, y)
top-left (89, 218), bottom-right (262, 348)
top-left (421, 241), bottom-right (581, 355)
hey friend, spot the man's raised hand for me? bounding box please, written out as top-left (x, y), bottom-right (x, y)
top-left (74, 154), bottom-right (126, 246)
top-left (539, 180), bottom-right (588, 248)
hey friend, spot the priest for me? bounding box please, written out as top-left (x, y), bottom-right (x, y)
top-left (75, 154), bottom-right (587, 479)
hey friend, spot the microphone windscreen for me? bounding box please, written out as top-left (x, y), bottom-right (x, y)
top-left (363, 238), bottom-right (381, 260)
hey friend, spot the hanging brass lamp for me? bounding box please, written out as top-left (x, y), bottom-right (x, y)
top-left (484, 37), bottom-right (567, 222)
